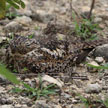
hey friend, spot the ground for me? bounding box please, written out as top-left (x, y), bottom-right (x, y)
top-left (0, 0), bottom-right (108, 108)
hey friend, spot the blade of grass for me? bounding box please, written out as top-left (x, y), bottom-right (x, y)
top-left (0, 63), bottom-right (20, 84)
top-left (87, 63), bottom-right (108, 69)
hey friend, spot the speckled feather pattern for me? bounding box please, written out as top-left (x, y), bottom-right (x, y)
top-left (5, 23), bottom-right (108, 74)
top-left (6, 34), bottom-right (108, 75)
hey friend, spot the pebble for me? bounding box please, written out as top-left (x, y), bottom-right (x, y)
top-left (32, 100), bottom-right (50, 108)
top-left (0, 86), bottom-right (5, 93)
top-left (73, 104), bottom-right (86, 108)
top-left (1, 105), bottom-right (14, 108)
top-left (105, 21), bottom-right (108, 26)
top-left (94, 17), bottom-right (102, 23)
top-left (42, 75), bottom-right (64, 88)
top-left (95, 57), bottom-right (104, 63)
top-left (85, 83), bottom-right (102, 93)
top-left (88, 61), bottom-right (99, 66)
top-left (3, 21), bottom-right (22, 33)
top-left (0, 18), bottom-right (10, 25)
top-left (93, 44), bottom-right (108, 60)
top-left (14, 104), bottom-right (22, 108)
top-left (14, 16), bottom-right (32, 26)
top-left (87, 61), bottom-right (100, 72)
top-left (0, 37), bottom-right (7, 43)
top-left (31, 10), bottom-right (54, 23)
top-left (56, 33), bottom-right (66, 41)
top-left (61, 93), bottom-right (71, 99)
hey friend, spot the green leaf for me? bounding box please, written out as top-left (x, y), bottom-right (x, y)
top-left (6, 4), bottom-right (11, 11)
top-left (11, 87), bottom-right (23, 93)
top-left (87, 63), bottom-right (108, 69)
top-left (20, 0), bottom-right (25, 8)
top-left (0, 63), bottom-right (20, 84)
top-left (103, 98), bottom-right (108, 107)
top-left (22, 82), bottom-right (35, 92)
top-left (13, 0), bottom-right (25, 8)
top-left (0, 0), bottom-right (6, 19)
top-left (43, 84), bottom-right (56, 90)
top-left (6, 0), bottom-right (20, 9)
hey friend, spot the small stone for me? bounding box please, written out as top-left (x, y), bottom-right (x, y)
top-left (0, 37), bottom-right (7, 43)
top-left (61, 93), bottom-right (71, 99)
top-left (14, 104), bottom-right (22, 108)
top-left (53, 105), bottom-right (62, 108)
top-left (60, 7), bottom-right (67, 14)
top-left (88, 61), bottom-right (99, 66)
top-left (82, 7), bottom-right (90, 12)
top-left (72, 99), bottom-right (79, 104)
top-left (94, 17), bottom-right (102, 23)
top-left (21, 105), bottom-right (28, 108)
top-left (14, 16), bottom-right (32, 26)
top-left (17, 9), bottom-right (32, 17)
top-left (1, 105), bottom-right (14, 108)
top-left (31, 10), bottom-right (54, 23)
top-left (99, 24), bottom-right (105, 29)
top-left (32, 100), bottom-right (49, 108)
top-left (85, 83), bottom-right (102, 93)
top-left (56, 33), bottom-right (66, 41)
top-left (42, 75), bottom-right (64, 88)
top-left (73, 104), bottom-right (86, 108)
top-left (24, 78), bottom-right (30, 82)
top-left (0, 86), bottom-right (5, 93)
top-left (93, 44), bottom-right (108, 60)
top-left (0, 18), bottom-right (10, 25)
top-left (3, 21), bottom-right (22, 33)
top-left (100, 14), bottom-right (108, 20)
top-left (105, 21), bottom-right (108, 26)
top-left (15, 104), bottom-right (28, 108)
top-left (95, 57), bottom-right (104, 63)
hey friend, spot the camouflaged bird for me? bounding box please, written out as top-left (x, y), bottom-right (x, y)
top-left (5, 23), bottom-right (108, 75)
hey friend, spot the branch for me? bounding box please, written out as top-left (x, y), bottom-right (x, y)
top-left (88, 0), bottom-right (95, 19)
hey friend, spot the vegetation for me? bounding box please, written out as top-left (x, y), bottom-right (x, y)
top-left (86, 63), bottom-right (108, 107)
top-left (12, 80), bottom-right (56, 100)
top-left (87, 63), bottom-right (108, 70)
top-left (0, 0), bottom-right (25, 19)
top-left (74, 18), bottom-right (100, 40)
top-left (0, 63), bottom-right (57, 100)
top-left (0, 0), bottom-right (107, 106)
top-left (78, 94), bottom-right (108, 108)
top-left (0, 63), bottom-right (20, 84)
top-left (78, 94), bottom-right (90, 108)
top-left (5, 4), bottom-right (20, 19)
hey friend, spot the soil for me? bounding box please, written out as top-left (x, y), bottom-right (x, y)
top-left (0, 0), bottom-right (108, 108)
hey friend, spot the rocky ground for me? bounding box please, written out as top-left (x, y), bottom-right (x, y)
top-left (0, 0), bottom-right (108, 108)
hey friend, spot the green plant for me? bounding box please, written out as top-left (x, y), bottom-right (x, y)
top-left (72, 11), bottom-right (100, 40)
top-left (78, 94), bottom-right (90, 108)
top-left (87, 63), bottom-right (108, 70)
top-left (28, 34), bottom-right (34, 39)
top-left (5, 4), bottom-right (19, 19)
top-left (102, 98), bottom-right (108, 108)
top-left (0, 63), bottom-right (20, 84)
top-left (0, 63), bottom-right (57, 100)
top-left (12, 76), bottom-right (57, 100)
top-left (34, 26), bottom-right (40, 31)
top-left (78, 94), bottom-right (107, 108)
top-left (0, 0), bottom-right (25, 19)
top-left (74, 18), bottom-right (99, 40)
top-left (87, 63), bottom-right (108, 107)
top-left (6, 0), bottom-right (25, 9)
